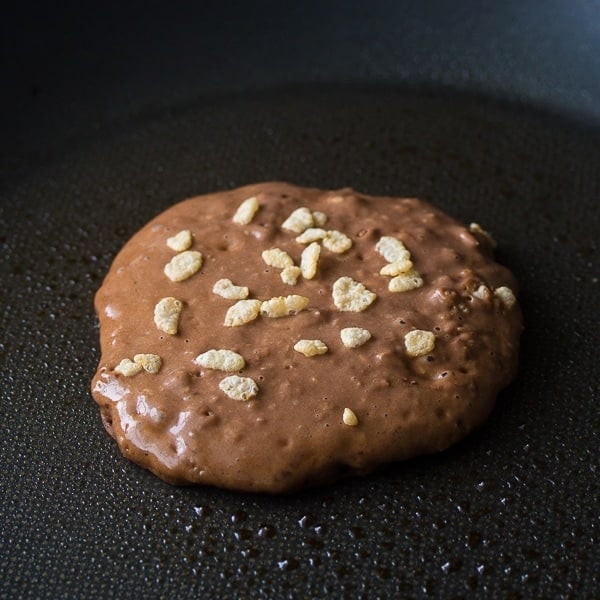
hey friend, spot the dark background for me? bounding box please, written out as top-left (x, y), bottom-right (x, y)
top-left (3, 0), bottom-right (600, 174)
top-left (1, 1), bottom-right (599, 598)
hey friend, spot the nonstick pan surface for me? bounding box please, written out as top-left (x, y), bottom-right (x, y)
top-left (1, 85), bottom-right (598, 598)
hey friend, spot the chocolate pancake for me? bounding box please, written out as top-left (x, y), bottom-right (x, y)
top-left (91, 182), bottom-right (522, 492)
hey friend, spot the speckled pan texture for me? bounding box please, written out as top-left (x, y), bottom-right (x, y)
top-left (1, 87), bottom-right (599, 597)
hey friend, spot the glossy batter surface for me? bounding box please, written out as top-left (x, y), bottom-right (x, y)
top-left (92, 183), bottom-right (522, 492)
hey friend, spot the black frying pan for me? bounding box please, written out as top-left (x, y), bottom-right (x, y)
top-left (2, 4), bottom-right (599, 599)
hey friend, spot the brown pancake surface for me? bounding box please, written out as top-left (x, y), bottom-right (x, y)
top-left (92, 183), bottom-right (522, 492)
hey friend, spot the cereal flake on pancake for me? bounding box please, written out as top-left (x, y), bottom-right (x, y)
top-left (91, 183), bottom-right (522, 493)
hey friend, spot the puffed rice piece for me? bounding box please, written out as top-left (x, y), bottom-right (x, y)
top-left (388, 270), bottom-right (423, 292)
top-left (494, 286), bottom-right (516, 309)
top-left (262, 248), bottom-right (294, 269)
top-left (280, 265), bottom-right (302, 285)
top-left (404, 329), bottom-right (436, 357)
top-left (300, 242), bottom-right (321, 280)
top-left (224, 299), bottom-right (262, 326)
top-left (133, 354), bottom-right (162, 374)
top-left (154, 297), bottom-right (183, 335)
top-left (232, 196), bottom-right (260, 225)
top-left (219, 375), bottom-right (258, 401)
top-left (194, 349), bottom-right (245, 372)
top-left (323, 230), bottom-right (352, 254)
top-left (261, 295), bottom-right (309, 318)
top-left (213, 278), bottom-right (249, 300)
top-left (470, 222), bottom-right (497, 247)
top-left (375, 236), bottom-right (411, 263)
top-left (379, 259), bottom-right (413, 276)
top-left (115, 358), bottom-right (143, 377)
top-left (340, 327), bottom-right (372, 348)
top-left (281, 207), bottom-right (314, 233)
top-left (166, 229), bottom-right (192, 252)
top-left (342, 408), bottom-right (359, 427)
top-left (471, 284), bottom-right (490, 301)
top-left (312, 211), bottom-right (328, 227)
top-left (293, 339), bottom-right (329, 357)
top-left (164, 250), bottom-right (203, 282)
top-left (332, 276), bottom-right (377, 312)
top-left (295, 228), bottom-right (327, 244)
